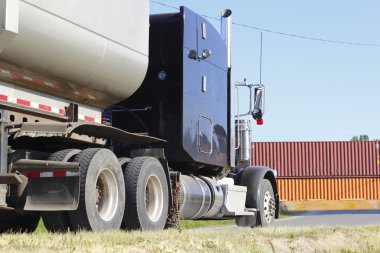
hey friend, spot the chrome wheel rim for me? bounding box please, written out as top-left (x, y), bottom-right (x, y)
top-left (263, 190), bottom-right (275, 224)
top-left (145, 175), bottom-right (164, 222)
top-left (96, 168), bottom-right (119, 221)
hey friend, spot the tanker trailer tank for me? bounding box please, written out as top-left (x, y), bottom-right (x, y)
top-left (0, 0), bottom-right (149, 108)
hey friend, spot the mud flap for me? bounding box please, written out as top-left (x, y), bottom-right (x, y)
top-left (235, 214), bottom-right (256, 227)
top-left (24, 177), bottom-right (79, 211)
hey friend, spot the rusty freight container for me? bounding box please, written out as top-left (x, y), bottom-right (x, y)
top-left (277, 177), bottom-right (380, 201)
top-left (252, 141), bottom-right (380, 177)
top-left (277, 177), bottom-right (380, 211)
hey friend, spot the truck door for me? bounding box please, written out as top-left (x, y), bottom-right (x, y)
top-left (182, 7), bottom-right (228, 168)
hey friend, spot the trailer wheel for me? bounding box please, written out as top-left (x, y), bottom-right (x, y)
top-left (256, 179), bottom-right (276, 226)
top-left (68, 148), bottom-right (125, 232)
top-left (0, 210), bottom-right (40, 233)
top-left (41, 149), bottom-right (80, 232)
top-left (121, 157), bottom-right (168, 231)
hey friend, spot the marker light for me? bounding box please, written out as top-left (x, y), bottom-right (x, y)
top-left (256, 118), bottom-right (264, 125)
top-left (158, 71), bottom-right (167, 81)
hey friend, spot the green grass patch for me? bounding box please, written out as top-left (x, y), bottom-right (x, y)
top-left (180, 219), bottom-right (234, 229)
top-left (3, 225), bottom-right (380, 252)
top-left (34, 219), bottom-right (47, 234)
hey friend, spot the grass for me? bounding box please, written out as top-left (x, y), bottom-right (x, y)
top-left (0, 225), bottom-right (379, 252)
top-left (34, 219), bottom-right (235, 232)
top-left (33, 211), bottom-right (294, 233)
top-left (19, 216), bottom-right (380, 252)
top-left (34, 220), bottom-right (47, 234)
top-left (180, 219), bottom-right (234, 229)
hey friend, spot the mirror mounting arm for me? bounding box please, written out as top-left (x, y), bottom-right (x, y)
top-left (235, 79), bottom-right (265, 119)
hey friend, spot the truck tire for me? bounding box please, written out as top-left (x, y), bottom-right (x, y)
top-left (121, 157), bottom-right (168, 231)
top-left (256, 179), bottom-right (276, 226)
top-left (0, 210), bottom-right (40, 233)
top-left (118, 157), bottom-right (131, 171)
top-left (68, 148), bottom-right (125, 232)
top-left (42, 149), bottom-right (80, 232)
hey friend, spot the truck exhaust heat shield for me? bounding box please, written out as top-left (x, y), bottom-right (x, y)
top-left (235, 119), bottom-right (252, 163)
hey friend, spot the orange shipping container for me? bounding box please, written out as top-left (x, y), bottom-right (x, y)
top-left (252, 141), bottom-right (380, 177)
top-left (278, 177), bottom-right (380, 201)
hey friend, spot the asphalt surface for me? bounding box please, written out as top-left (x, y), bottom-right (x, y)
top-left (275, 210), bottom-right (380, 227)
top-left (193, 210), bottom-right (380, 231)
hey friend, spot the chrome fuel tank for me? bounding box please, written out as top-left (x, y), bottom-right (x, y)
top-left (0, 0), bottom-right (149, 108)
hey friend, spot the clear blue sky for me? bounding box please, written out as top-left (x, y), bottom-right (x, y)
top-left (150, 1), bottom-right (380, 142)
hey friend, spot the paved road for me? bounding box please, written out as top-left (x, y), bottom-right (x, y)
top-left (193, 210), bottom-right (380, 231)
top-left (275, 210), bottom-right (380, 227)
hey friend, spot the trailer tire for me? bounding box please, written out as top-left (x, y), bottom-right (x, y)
top-left (0, 210), bottom-right (40, 233)
top-left (121, 157), bottom-right (168, 231)
top-left (256, 179), bottom-right (276, 227)
top-left (68, 148), bottom-right (125, 232)
top-left (118, 157), bottom-right (131, 171)
top-left (41, 149), bottom-right (80, 232)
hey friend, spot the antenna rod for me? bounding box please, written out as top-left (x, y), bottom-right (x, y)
top-left (260, 32), bottom-right (263, 84)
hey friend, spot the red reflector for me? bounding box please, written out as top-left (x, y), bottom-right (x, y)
top-left (39, 104), bottom-right (51, 111)
top-left (27, 172), bottom-right (40, 178)
top-left (10, 72), bottom-right (23, 79)
top-left (17, 98), bottom-right (30, 106)
top-left (256, 118), bottom-right (264, 125)
top-left (0, 94), bottom-right (7, 101)
top-left (84, 116), bottom-right (95, 122)
top-left (53, 171), bottom-right (66, 177)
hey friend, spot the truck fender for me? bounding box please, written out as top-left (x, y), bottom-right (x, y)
top-left (235, 166), bottom-right (279, 218)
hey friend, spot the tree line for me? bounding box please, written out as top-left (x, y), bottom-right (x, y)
top-left (351, 135), bottom-right (380, 141)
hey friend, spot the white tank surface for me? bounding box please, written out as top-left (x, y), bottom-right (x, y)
top-left (0, 0), bottom-right (149, 108)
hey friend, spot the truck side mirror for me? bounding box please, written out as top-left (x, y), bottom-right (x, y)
top-left (235, 80), bottom-right (265, 125)
top-left (252, 86), bottom-right (265, 123)
top-left (252, 108), bottom-right (262, 120)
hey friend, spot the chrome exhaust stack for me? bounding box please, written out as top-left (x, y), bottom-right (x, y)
top-left (221, 9), bottom-right (232, 68)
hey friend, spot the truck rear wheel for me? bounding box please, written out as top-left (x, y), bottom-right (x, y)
top-left (256, 179), bottom-right (276, 226)
top-left (42, 149), bottom-right (80, 232)
top-left (68, 148), bottom-right (125, 232)
top-left (121, 157), bottom-right (168, 231)
top-left (0, 210), bottom-right (40, 233)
